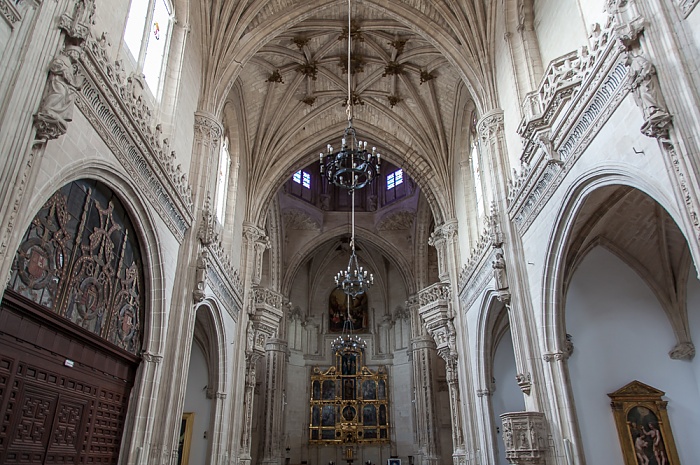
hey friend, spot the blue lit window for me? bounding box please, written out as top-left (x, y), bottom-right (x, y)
top-left (293, 170), bottom-right (311, 189)
top-left (386, 169), bottom-right (403, 190)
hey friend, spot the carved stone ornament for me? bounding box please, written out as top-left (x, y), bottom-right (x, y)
top-left (515, 373), bottom-right (532, 395)
top-left (676, 0), bottom-right (700, 18)
top-left (669, 341), bottom-right (695, 360)
top-left (626, 53), bottom-right (673, 138)
top-left (193, 249), bottom-right (209, 303)
top-left (59, 0), bottom-right (96, 41)
top-left (377, 210), bottom-right (415, 230)
top-left (605, 0), bottom-right (645, 49)
top-left (282, 209), bottom-right (320, 230)
top-left (34, 46), bottom-right (85, 141)
top-left (500, 412), bottom-right (548, 465)
top-left (1, 0), bottom-right (22, 27)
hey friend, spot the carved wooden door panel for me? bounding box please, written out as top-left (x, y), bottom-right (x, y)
top-left (0, 293), bottom-right (138, 464)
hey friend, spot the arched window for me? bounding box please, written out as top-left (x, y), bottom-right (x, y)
top-left (215, 138), bottom-right (231, 223)
top-left (8, 179), bottom-right (145, 354)
top-left (123, 0), bottom-right (173, 96)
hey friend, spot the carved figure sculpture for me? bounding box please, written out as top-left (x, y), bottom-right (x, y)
top-left (626, 53), bottom-right (672, 137)
top-left (492, 252), bottom-right (509, 290)
top-left (34, 47), bottom-right (85, 140)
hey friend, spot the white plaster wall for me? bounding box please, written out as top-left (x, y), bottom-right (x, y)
top-left (566, 247), bottom-right (700, 465)
top-left (520, 95), bottom-right (676, 333)
top-left (493, 2), bottom-right (524, 170)
top-left (575, 0), bottom-right (608, 29)
top-left (687, 268), bottom-right (700, 409)
top-left (184, 341), bottom-right (213, 465)
top-left (491, 331), bottom-right (525, 465)
top-left (533, 0), bottom-right (588, 66)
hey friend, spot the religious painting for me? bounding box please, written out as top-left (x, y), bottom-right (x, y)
top-left (329, 287), bottom-right (368, 332)
top-left (362, 380), bottom-right (376, 400)
top-left (608, 380), bottom-right (680, 465)
top-left (177, 413), bottom-right (195, 465)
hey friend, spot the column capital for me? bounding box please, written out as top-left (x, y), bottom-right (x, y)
top-left (194, 111), bottom-right (223, 143)
top-left (477, 109), bottom-right (504, 141)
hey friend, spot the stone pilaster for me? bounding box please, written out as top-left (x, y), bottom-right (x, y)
top-left (407, 295), bottom-right (440, 465)
top-left (246, 287), bottom-right (285, 465)
top-left (260, 337), bottom-right (288, 465)
top-left (416, 283), bottom-right (466, 465)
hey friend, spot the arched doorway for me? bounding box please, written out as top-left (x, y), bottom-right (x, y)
top-left (0, 179), bottom-right (145, 464)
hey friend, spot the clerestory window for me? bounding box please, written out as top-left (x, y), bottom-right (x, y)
top-left (123, 0), bottom-right (173, 96)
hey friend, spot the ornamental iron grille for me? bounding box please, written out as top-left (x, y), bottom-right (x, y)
top-left (309, 346), bottom-right (389, 444)
top-left (8, 179), bottom-right (145, 354)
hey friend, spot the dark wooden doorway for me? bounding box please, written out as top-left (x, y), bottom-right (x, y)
top-left (0, 291), bottom-right (139, 464)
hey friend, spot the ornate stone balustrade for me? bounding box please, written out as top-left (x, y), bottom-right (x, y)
top-left (74, 32), bottom-right (194, 241)
top-left (499, 412), bottom-right (549, 465)
top-left (508, 18), bottom-right (630, 233)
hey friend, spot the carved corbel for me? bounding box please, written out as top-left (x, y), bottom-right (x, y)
top-left (33, 46), bottom-right (85, 141)
top-left (515, 372), bottom-right (532, 395)
top-left (669, 341), bottom-right (695, 360)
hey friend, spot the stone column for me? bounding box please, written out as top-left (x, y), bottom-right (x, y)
top-left (239, 353), bottom-right (261, 465)
top-left (407, 295), bottom-right (440, 465)
top-left (416, 283), bottom-right (466, 465)
top-left (250, 287), bottom-right (288, 465)
top-left (260, 337), bottom-right (288, 465)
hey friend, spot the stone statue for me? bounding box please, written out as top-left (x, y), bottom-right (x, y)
top-left (34, 47), bottom-right (85, 140)
top-left (492, 252), bottom-right (509, 290)
top-left (626, 53), bottom-right (672, 137)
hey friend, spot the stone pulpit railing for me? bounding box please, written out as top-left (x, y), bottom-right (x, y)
top-left (499, 412), bottom-right (548, 465)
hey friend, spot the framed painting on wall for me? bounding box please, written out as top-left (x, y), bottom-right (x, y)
top-left (388, 459), bottom-right (401, 465)
top-left (608, 380), bottom-right (681, 465)
top-left (177, 412), bottom-right (195, 465)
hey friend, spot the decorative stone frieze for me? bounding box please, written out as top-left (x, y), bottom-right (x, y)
top-left (74, 33), bottom-right (194, 241)
top-left (499, 412), bottom-right (548, 465)
top-left (1, 0), bottom-right (21, 27)
top-left (677, 0), bottom-right (700, 17)
top-left (282, 209), bottom-right (320, 230)
top-left (192, 196), bottom-right (243, 316)
top-left (508, 19), bottom-right (630, 233)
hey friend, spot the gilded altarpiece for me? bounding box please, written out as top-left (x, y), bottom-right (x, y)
top-left (309, 347), bottom-right (390, 444)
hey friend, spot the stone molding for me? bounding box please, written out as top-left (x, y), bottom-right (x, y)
top-left (73, 33), bottom-right (194, 242)
top-left (676, 0), bottom-right (699, 18)
top-left (508, 19), bottom-right (630, 233)
top-left (499, 412), bottom-right (548, 465)
top-left (0, 0), bottom-right (21, 27)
